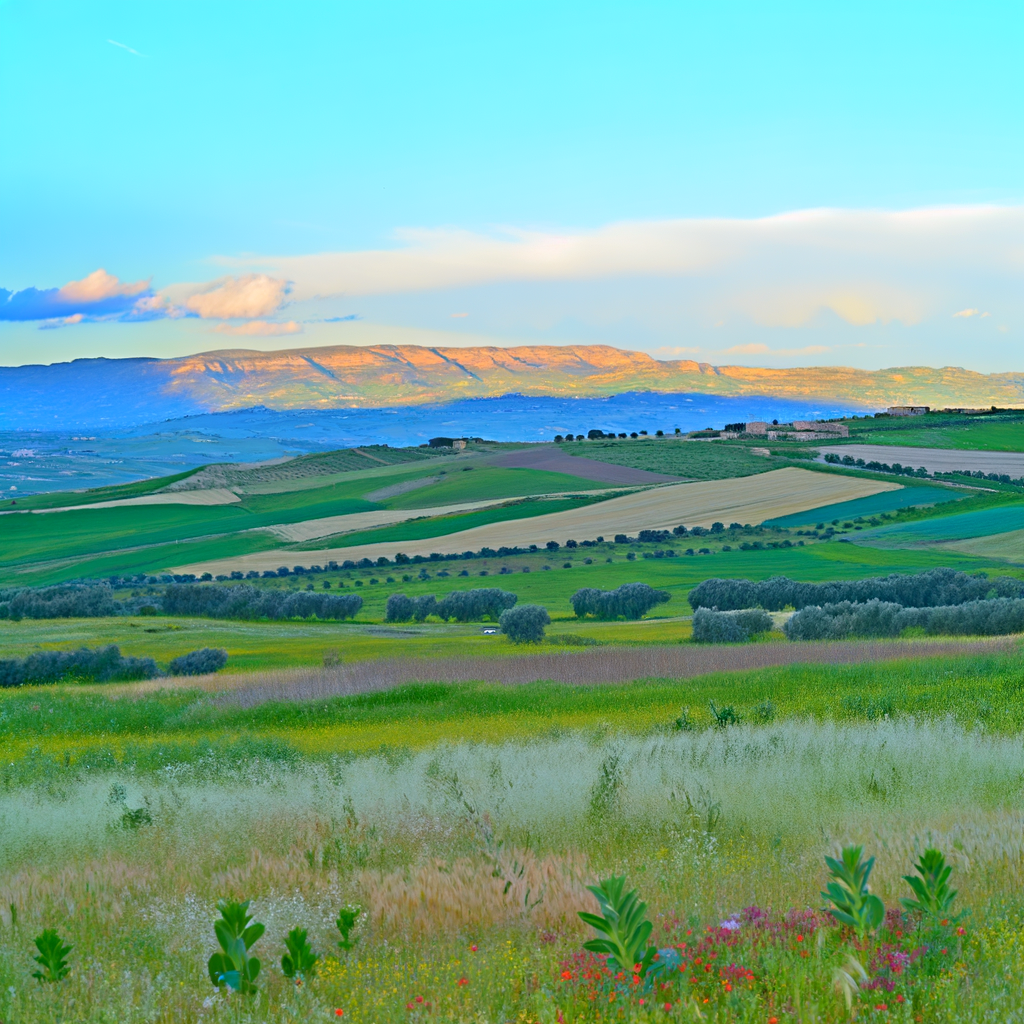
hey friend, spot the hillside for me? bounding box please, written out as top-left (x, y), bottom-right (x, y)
top-left (2, 342), bottom-right (1022, 428)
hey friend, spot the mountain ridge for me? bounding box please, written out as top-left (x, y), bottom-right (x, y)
top-left (2, 342), bottom-right (1022, 429)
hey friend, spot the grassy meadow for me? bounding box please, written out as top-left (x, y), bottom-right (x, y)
top-left (2, 646), bottom-right (1024, 1021)
top-left (845, 410), bottom-right (1024, 452)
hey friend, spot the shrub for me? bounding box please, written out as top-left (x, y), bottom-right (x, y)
top-left (385, 593), bottom-right (414, 622)
top-left (168, 648), bottom-right (228, 676)
top-left (436, 588), bottom-right (517, 622)
top-left (570, 582), bottom-right (670, 620)
top-left (0, 645), bottom-right (158, 688)
top-left (499, 604), bottom-right (550, 643)
top-left (411, 594), bottom-right (437, 622)
top-left (691, 608), bottom-right (772, 643)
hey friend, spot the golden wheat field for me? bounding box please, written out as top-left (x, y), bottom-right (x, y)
top-left (180, 467), bottom-right (897, 575)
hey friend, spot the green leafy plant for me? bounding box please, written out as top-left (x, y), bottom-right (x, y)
top-left (578, 876), bottom-right (662, 980)
top-left (673, 706), bottom-right (697, 731)
top-left (336, 906), bottom-right (361, 952)
top-left (31, 929), bottom-right (72, 982)
top-left (281, 927), bottom-right (319, 979)
top-left (821, 846), bottom-right (885, 941)
top-left (207, 899), bottom-right (264, 994)
top-left (709, 700), bottom-right (739, 727)
top-left (901, 848), bottom-right (959, 921)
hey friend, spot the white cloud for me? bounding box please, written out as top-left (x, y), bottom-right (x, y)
top-left (219, 205), bottom-right (1020, 335)
top-left (58, 269), bottom-right (148, 303)
top-left (953, 308), bottom-right (980, 318)
top-left (213, 320), bottom-right (302, 336)
top-left (182, 274), bottom-right (288, 319)
top-left (107, 39), bottom-right (145, 57)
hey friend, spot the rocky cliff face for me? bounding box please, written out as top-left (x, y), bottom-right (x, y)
top-left (3, 342), bottom-right (1022, 428)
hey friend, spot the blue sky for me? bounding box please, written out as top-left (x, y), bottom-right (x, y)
top-left (0, 0), bottom-right (1020, 370)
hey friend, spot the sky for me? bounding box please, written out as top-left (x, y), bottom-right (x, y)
top-left (0, 0), bottom-right (1021, 372)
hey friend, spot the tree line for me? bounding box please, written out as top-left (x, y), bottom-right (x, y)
top-left (688, 569), bottom-right (1023, 613)
top-left (385, 588), bottom-right (517, 623)
top-left (783, 597), bottom-right (1024, 640)
top-left (823, 452), bottom-right (1024, 487)
top-left (0, 585), bottom-right (119, 620)
top-left (0, 645), bottom-right (227, 688)
top-left (161, 585), bottom-right (363, 621)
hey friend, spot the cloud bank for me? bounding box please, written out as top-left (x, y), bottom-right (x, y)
top-left (242, 205), bottom-right (1020, 330)
top-left (2, 206), bottom-right (1017, 371)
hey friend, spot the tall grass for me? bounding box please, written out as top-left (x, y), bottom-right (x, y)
top-left (2, 722), bottom-right (1024, 1019)
top-left (200, 636), bottom-right (1016, 704)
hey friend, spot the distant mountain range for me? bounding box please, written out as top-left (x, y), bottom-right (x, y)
top-left (3, 343), bottom-right (1022, 429)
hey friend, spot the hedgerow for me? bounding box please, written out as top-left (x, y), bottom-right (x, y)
top-left (689, 568), bottom-right (1023, 612)
top-left (784, 597), bottom-right (1024, 640)
top-left (386, 589), bottom-right (517, 623)
top-left (0, 645), bottom-right (159, 687)
top-left (0, 584), bottom-right (119, 620)
top-left (161, 584), bottom-right (362, 621)
top-left (692, 608), bottom-right (774, 643)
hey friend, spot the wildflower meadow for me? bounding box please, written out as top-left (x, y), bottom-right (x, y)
top-left (3, 658), bottom-right (1024, 1024)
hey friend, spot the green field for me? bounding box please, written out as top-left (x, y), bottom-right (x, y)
top-left (0, 457), bottom-right (619, 586)
top-left (564, 435), bottom-right (803, 478)
top-left (846, 410), bottom-right (1024, 451)
top-left (382, 466), bottom-right (610, 508)
top-left (857, 502), bottom-right (1024, 547)
top-left (764, 482), bottom-right (963, 527)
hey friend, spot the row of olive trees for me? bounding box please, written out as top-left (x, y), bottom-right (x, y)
top-left (784, 597), bottom-right (1024, 640)
top-left (161, 584), bottom-right (363, 621)
top-left (385, 588), bottom-right (517, 623)
top-left (0, 645), bottom-right (227, 688)
top-left (688, 568), bottom-right (1022, 613)
top-left (0, 584), bottom-right (119, 620)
